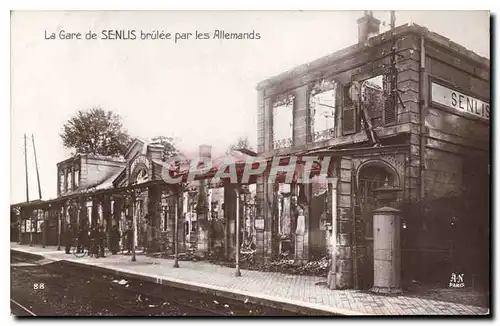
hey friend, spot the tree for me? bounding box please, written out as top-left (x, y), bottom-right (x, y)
top-left (150, 136), bottom-right (179, 160)
top-left (60, 107), bottom-right (131, 156)
top-left (226, 136), bottom-right (254, 155)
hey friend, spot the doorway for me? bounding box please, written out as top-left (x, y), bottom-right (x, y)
top-left (355, 162), bottom-right (397, 289)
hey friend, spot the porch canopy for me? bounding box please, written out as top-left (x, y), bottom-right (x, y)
top-left (162, 148), bottom-right (326, 186)
top-left (161, 143), bottom-right (408, 188)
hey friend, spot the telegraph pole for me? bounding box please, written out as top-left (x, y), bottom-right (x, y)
top-left (24, 134), bottom-right (29, 203)
top-left (235, 185), bottom-right (241, 277)
top-left (24, 134), bottom-right (33, 246)
top-left (32, 134), bottom-right (42, 200)
top-left (173, 188), bottom-right (180, 268)
top-left (131, 190), bottom-right (137, 262)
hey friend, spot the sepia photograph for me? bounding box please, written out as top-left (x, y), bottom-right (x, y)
top-left (9, 9), bottom-right (490, 317)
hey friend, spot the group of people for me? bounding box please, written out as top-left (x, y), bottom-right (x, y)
top-left (63, 223), bottom-right (135, 258)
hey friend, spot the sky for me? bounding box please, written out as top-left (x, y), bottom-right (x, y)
top-left (10, 10), bottom-right (490, 204)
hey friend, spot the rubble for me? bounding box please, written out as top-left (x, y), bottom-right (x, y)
top-left (209, 255), bottom-right (331, 277)
top-left (265, 256), bottom-right (330, 276)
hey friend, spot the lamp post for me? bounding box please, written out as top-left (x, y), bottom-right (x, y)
top-left (17, 208), bottom-right (21, 245)
top-left (57, 210), bottom-right (61, 251)
top-left (173, 189), bottom-right (180, 268)
top-left (131, 193), bottom-right (137, 262)
top-left (235, 185), bottom-right (241, 277)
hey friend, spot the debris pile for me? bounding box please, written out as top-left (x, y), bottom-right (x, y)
top-left (266, 256), bottom-right (330, 276)
top-left (209, 255), bottom-right (331, 276)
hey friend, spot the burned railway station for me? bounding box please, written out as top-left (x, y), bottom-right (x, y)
top-left (10, 11), bottom-right (490, 313)
top-left (252, 12), bottom-right (490, 290)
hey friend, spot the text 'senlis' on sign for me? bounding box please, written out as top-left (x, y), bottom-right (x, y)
top-left (431, 82), bottom-right (490, 120)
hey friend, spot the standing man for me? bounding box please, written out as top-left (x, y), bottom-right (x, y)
top-left (89, 225), bottom-right (98, 258)
top-left (110, 224), bottom-right (121, 255)
top-left (142, 216), bottom-right (149, 252)
top-left (78, 222), bottom-right (89, 253)
top-left (97, 225), bottom-right (106, 258)
top-left (126, 221), bottom-right (133, 254)
top-left (146, 218), bottom-right (153, 253)
top-left (63, 224), bottom-right (74, 254)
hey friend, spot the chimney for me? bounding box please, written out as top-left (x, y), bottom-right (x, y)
top-left (199, 144), bottom-right (212, 159)
top-left (147, 144), bottom-right (164, 161)
top-left (357, 11), bottom-right (380, 43)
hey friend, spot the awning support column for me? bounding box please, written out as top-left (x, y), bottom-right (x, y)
top-left (57, 208), bottom-right (61, 251)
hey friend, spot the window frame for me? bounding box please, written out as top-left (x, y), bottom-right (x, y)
top-left (309, 79), bottom-right (337, 143)
top-left (342, 84), bottom-right (358, 135)
top-left (382, 71), bottom-right (398, 126)
top-left (271, 94), bottom-right (295, 150)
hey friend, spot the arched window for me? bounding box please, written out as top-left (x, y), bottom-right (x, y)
top-left (135, 168), bottom-right (148, 184)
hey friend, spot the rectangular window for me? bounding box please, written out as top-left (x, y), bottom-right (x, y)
top-left (361, 76), bottom-right (385, 131)
top-left (310, 81), bottom-right (337, 142)
top-left (37, 220), bottom-right (43, 233)
top-left (342, 85), bottom-right (357, 135)
top-left (161, 202), bottom-right (168, 232)
top-left (67, 169), bottom-right (73, 191)
top-left (74, 168), bottom-right (80, 189)
top-left (36, 209), bottom-right (43, 233)
top-left (65, 169), bottom-right (70, 192)
top-left (383, 75), bottom-right (397, 125)
top-left (272, 95), bottom-right (294, 149)
top-left (59, 170), bottom-right (65, 194)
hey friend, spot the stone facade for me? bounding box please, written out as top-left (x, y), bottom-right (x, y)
top-left (254, 19), bottom-right (489, 289)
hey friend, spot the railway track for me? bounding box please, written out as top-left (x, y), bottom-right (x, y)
top-left (11, 253), bottom-right (278, 316)
top-left (12, 265), bottom-right (229, 316)
top-left (11, 298), bottom-right (36, 316)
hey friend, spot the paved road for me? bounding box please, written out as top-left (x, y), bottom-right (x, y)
top-left (10, 252), bottom-right (299, 316)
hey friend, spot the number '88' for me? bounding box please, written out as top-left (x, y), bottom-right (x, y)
top-left (33, 283), bottom-right (45, 290)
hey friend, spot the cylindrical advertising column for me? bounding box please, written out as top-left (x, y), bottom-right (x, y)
top-left (371, 206), bottom-right (402, 294)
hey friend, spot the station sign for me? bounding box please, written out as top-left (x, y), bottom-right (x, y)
top-left (431, 82), bottom-right (489, 121)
